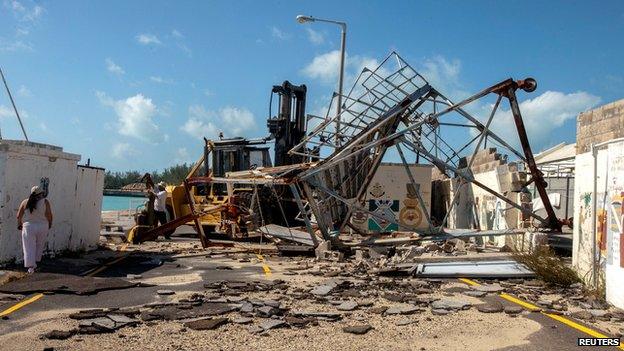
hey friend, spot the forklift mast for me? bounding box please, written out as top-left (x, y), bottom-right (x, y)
top-left (267, 81), bottom-right (307, 167)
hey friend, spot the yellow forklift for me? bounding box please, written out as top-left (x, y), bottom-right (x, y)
top-left (129, 81), bottom-right (309, 245)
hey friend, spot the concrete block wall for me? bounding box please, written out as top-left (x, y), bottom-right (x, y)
top-left (577, 99), bottom-right (624, 154)
top-left (431, 148), bottom-right (529, 245)
top-left (0, 140), bottom-right (104, 265)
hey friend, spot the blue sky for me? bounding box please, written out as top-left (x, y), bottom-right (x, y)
top-left (1, 0), bottom-right (623, 172)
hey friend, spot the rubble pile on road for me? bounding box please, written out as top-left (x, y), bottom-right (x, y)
top-left (38, 251), bottom-right (624, 341)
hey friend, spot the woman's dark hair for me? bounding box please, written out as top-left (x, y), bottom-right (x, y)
top-left (26, 193), bottom-right (42, 213)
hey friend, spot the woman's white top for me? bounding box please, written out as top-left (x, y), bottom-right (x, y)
top-left (23, 198), bottom-right (48, 224)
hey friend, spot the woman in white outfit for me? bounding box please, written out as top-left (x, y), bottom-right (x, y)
top-left (16, 186), bottom-right (53, 274)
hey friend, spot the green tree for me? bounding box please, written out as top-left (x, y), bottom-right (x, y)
top-left (104, 164), bottom-right (193, 189)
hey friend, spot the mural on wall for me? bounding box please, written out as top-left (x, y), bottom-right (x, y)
top-left (351, 165), bottom-right (432, 233)
top-left (609, 192), bottom-right (623, 267)
top-left (577, 192), bottom-right (593, 254)
top-left (399, 184), bottom-right (423, 228)
top-left (607, 145), bottom-right (624, 268)
top-left (368, 199), bottom-right (399, 232)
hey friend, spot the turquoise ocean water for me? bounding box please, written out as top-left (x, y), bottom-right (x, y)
top-left (102, 195), bottom-right (146, 211)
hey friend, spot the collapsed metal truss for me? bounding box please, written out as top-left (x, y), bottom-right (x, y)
top-left (288, 52), bottom-right (561, 241)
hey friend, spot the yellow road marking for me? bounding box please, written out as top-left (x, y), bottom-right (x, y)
top-left (499, 293), bottom-right (540, 311)
top-left (256, 254), bottom-right (272, 276)
top-left (458, 277), bottom-right (480, 286)
top-left (0, 243), bottom-right (130, 318)
top-left (0, 293), bottom-right (43, 317)
top-left (458, 278), bottom-right (624, 349)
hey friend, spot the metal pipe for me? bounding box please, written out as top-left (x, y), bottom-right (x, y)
top-left (337, 26), bottom-right (346, 142)
top-left (0, 67), bottom-right (28, 141)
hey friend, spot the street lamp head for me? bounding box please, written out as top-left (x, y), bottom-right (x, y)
top-left (296, 15), bottom-right (315, 24)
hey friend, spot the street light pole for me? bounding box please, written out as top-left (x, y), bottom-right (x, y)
top-left (296, 15), bottom-right (347, 144)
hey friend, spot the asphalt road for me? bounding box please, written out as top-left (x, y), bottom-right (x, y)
top-left (0, 233), bottom-right (621, 351)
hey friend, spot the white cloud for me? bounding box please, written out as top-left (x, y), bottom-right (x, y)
top-left (302, 50), bottom-right (342, 82)
top-left (97, 92), bottom-right (163, 144)
top-left (5, 1), bottom-right (43, 22)
top-left (301, 50), bottom-right (380, 85)
top-left (0, 105), bottom-right (14, 119)
top-left (306, 28), bottom-right (324, 45)
top-left (17, 85), bottom-right (31, 97)
top-left (149, 76), bottom-right (173, 84)
top-left (181, 105), bottom-right (256, 140)
top-left (112, 142), bottom-right (138, 159)
top-left (105, 58), bottom-right (125, 75)
top-left (177, 43), bottom-right (192, 57)
top-left (204, 89), bottom-right (214, 97)
top-left (0, 39), bottom-right (33, 52)
top-left (485, 91), bottom-right (600, 149)
top-left (171, 29), bottom-right (183, 38)
top-left (174, 147), bottom-right (193, 164)
top-left (136, 33), bottom-right (162, 45)
top-left (418, 56), bottom-right (467, 100)
top-left (271, 26), bottom-right (290, 40)
top-left (38, 121), bottom-right (48, 132)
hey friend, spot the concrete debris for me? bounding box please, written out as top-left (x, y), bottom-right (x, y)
top-left (260, 319), bottom-right (287, 331)
top-left (504, 306), bottom-right (524, 315)
top-left (476, 301), bottom-right (504, 313)
top-left (156, 289), bottom-right (175, 295)
top-left (385, 305), bottom-right (421, 315)
top-left (184, 317), bottom-right (229, 330)
top-left (471, 284), bottom-right (505, 293)
top-left (41, 330), bottom-right (76, 340)
top-left (395, 318), bottom-right (417, 326)
top-left (336, 301), bottom-right (359, 311)
top-left (462, 290), bottom-right (487, 298)
top-left (343, 324), bottom-right (373, 335)
top-left (430, 298), bottom-right (472, 311)
top-left (0, 273), bottom-right (143, 295)
top-left (442, 239), bottom-right (466, 253)
top-left (140, 303), bottom-right (238, 321)
top-left (291, 311), bottom-right (342, 321)
top-left (256, 306), bottom-right (281, 318)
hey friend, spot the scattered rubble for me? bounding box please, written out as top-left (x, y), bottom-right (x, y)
top-left (343, 324), bottom-right (373, 335)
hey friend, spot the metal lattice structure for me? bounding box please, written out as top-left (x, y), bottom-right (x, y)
top-left (288, 52), bottom-right (561, 241)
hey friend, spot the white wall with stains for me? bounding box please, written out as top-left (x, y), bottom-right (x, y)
top-left (573, 140), bottom-right (624, 309)
top-left (0, 140), bottom-right (104, 265)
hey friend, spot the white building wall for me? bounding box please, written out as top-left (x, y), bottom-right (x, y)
top-left (71, 166), bottom-right (105, 251)
top-left (0, 141), bottom-right (103, 264)
top-left (573, 140), bottom-right (624, 309)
